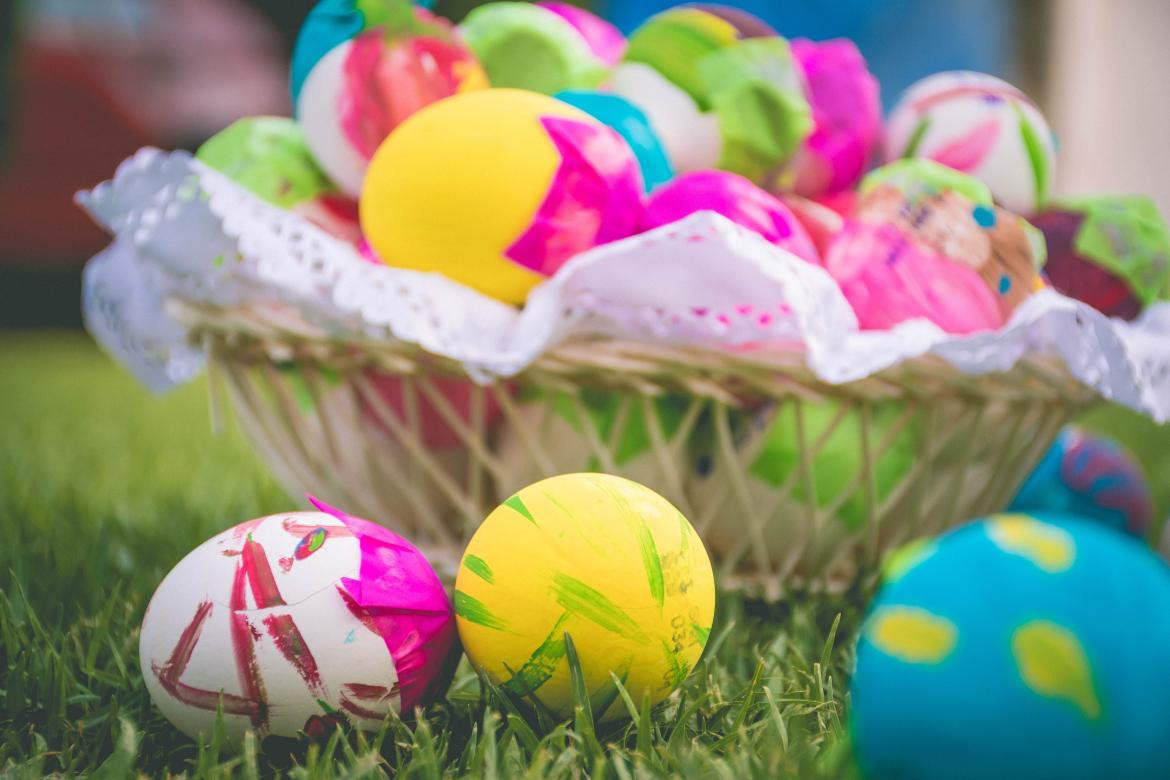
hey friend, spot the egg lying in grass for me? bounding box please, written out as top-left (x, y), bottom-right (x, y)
top-left (852, 513), bottom-right (1170, 779)
top-left (291, 0), bottom-right (487, 197)
top-left (139, 500), bottom-right (456, 742)
top-left (360, 88), bottom-right (643, 304)
top-left (1010, 427), bottom-right (1155, 538)
top-left (884, 70), bottom-right (1057, 214)
top-left (456, 474), bottom-right (715, 719)
top-left (459, 2), bottom-right (624, 94)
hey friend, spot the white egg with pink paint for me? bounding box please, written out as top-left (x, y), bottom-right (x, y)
top-left (138, 500), bottom-right (456, 742)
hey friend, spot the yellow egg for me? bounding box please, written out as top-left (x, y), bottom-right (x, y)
top-left (455, 473), bottom-right (715, 718)
top-left (360, 88), bottom-right (643, 304)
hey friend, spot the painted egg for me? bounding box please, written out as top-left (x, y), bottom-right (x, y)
top-left (1031, 196), bottom-right (1170, 320)
top-left (291, 0), bottom-right (487, 197)
top-left (196, 117), bottom-right (362, 244)
top-left (1010, 427), bottom-right (1155, 538)
top-left (455, 473), bottom-right (715, 719)
top-left (360, 88), bottom-right (643, 304)
top-left (688, 401), bottom-right (917, 574)
top-left (555, 89), bottom-right (675, 192)
top-left (459, 2), bottom-right (624, 94)
top-left (884, 70), bottom-right (1057, 214)
top-left (641, 170), bottom-right (820, 264)
top-left (779, 193), bottom-right (846, 256)
top-left (852, 513), bottom-right (1170, 779)
top-left (139, 500), bottom-right (456, 742)
top-left (612, 6), bottom-right (811, 185)
top-left (790, 38), bottom-right (882, 198)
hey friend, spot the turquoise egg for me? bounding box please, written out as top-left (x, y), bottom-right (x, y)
top-left (555, 90), bottom-right (674, 192)
top-left (852, 513), bottom-right (1170, 779)
top-left (1010, 427), bottom-right (1154, 538)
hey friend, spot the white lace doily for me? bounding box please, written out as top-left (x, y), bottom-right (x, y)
top-left (78, 148), bottom-right (1170, 421)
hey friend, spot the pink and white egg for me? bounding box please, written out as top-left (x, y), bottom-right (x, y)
top-left (139, 500), bottom-right (456, 741)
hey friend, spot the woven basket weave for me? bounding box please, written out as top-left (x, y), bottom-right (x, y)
top-left (175, 300), bottom-right (1100, 597)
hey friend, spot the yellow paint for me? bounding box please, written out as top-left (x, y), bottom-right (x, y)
top-left (986, 514), bottom-right (1076, 572)
top-left (1012, 620), bottom-right (1102, 720)
top-left (866, 606), bottom-right (957, 664)
top-left (454, 474), bottom-right (715, 718)
top-left (882, 538), bottom-right (937, 583)
top-left (360, 89), bottom-right (591, 304)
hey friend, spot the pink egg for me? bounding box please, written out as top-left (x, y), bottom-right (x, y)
top-left (642, 170), bottom-right (820, 264)
top-left (535, 2), bottom-right (627, 66)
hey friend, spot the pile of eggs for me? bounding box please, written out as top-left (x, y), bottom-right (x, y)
top-left (196, 0), bottom-right (1170, 329)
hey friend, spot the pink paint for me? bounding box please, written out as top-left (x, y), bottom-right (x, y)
top-left (338, 683), bottom-right (399, 720)
top-left (791, 38), bottom-right (882, 197)
top-left (278, 556), bottom-right (294, 572)
top-left (536, 2), bottom-right (626, 65)
top-left (241, 534), bottom-right (286, 608)
top-left (229, 555), bottom-right (268, 726)
top-left (824, 220), bottom-right (1002, 334)
top-left (930, 117), bottom-right (1000, 173)
top-left (308, 496), bottom-right (456, 714)
top-left (780, 194), bottom-right (845, 257)
top-left (263, 614), bottom-right (325, 696)
top-left (643, 171), bottom-right (821, 265)
top-left (505, 116), bottom-right (643, 277)
top-left (340, 30), bottom-right (481, 161)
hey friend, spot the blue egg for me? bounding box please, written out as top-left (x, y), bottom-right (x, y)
top-left (853, 513), bottom-right (1170, 779)
top-left (1011, 427), bottom-right (1154, 537)
top-left (290, 0), bottom-right (366, 104)
top-left (555, 90), bottom-right (675, 192)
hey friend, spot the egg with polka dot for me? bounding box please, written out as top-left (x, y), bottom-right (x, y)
top-left (852, 513), bottom-right (1170, 780)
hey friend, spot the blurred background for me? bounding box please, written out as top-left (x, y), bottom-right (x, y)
top-left (1, 0), bottom-right (1167, 326)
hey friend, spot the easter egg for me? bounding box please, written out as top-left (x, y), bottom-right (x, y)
top-left (139, 501), bottom-right (456, 742)
top-left (852, 513), bottom-right (1170, 779)
top-left (884, 70), bottom-right (1057, 214)
top-left (360, 88), bottom-right (643, 304)
top-left (689, 401), bottom-right (917, 573)
top-left (291, 0), bottom-right (487, 197)
top-left (459, 2), bottom-right (624, 94)
top-left (1031, 196), bottom-right (1170, 320)
top-left (1010, 427), bottom-right (1155, 538)
top-left (196, 117), bottom-right (362, 244)
top-left (455, 474), bottom-right (715, 718)
top-left (778, 193), bottom-right (845, 256)
top-left (641, 170), bottom-right (820, 264)
top-left (790, 38), bottom-right (882, 198)
top-left (612, 6), bottom-right (811, 185)
top-left (555, 90), bottom-right (674, 192)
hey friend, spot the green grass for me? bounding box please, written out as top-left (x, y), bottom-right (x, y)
top-left (1, 332), bottom-right (1168, 777)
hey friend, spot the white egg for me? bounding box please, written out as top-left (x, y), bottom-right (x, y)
top-left (296, 41), bottom-right (369, 198)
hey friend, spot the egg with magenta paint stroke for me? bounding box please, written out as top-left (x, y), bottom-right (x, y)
top-left (884, 70), bottom-right (1057, 214)
top-left (853, 513), bottom-right (1170, 780)
top-left (360, 88), bottom-right (643, 305)
top-left (455, 473), bottom-right (715, 719)
top-left (139, 499), bottom-right (456, 742)
top-left (291, 0), bottom-right (488, 198)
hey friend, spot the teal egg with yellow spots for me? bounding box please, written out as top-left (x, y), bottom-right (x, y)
top-left (455, 473), bottom-right (715, 719)
top-left (852, 513), bottom-right (1170, 779)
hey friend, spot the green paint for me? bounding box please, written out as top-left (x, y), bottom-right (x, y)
top-left (550, 574), bottom-right (648, 644)
top-left (661, 640), bottom-right (690, 688)
top-left (454, 590), bottom-right (508, 631)
top-left (624, 7), bottom-right (737, 110)
top-left (691, 622), bottom-right (711, 648)
top-left (1059, 195), bottom-right (1170, 306)
top-left (504, 494), bottom-right (537, 526)
top-left (502, 614), bottom-right (570, 696)
top-left (861, 158), bottom-right (994, 206)
top-left (1015, 104), bottom-right (1051, 206)
top-left (882, 538), bottom-right (937, 583)
top-left (633, 519), bottom-right (665, 610)
top-left (462, 554), bottom-right (495, 584)
top-left (902, 115), bottom-right (932, 158)
top-left (678, 512), bottom-right (692, 553)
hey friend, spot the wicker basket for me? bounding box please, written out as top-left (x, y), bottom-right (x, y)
top-left (175, 299), bottom-right (1101, 597)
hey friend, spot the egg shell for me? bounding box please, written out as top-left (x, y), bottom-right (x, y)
top-left (689, 401), bottom-right (917, 570)
top-left (535, 2), bottom-right (627, 66)
top-left (139, 503), bottom-right (455, 742)
top-left (360, 88), bottom-right (643, 304)
top-left (458, 2), bottom-right (612, 94)
top-left (1010, 427), bottom-right (1155, 538)
top-left (642, 170), bottom-right (820, 264)
top-left (684, 4), bottom-right (777, 38)
top-left (293, 0), bottom-right (487, 196)
top-left (455, 473), bottom-right (715, 719)
top-left (790, 37), bottom-right (881, 197)
top-left (555, 89), bottom-right (675, 192)
top-left (1031, 196), bottom-right (1170, 320)
top-left (884, 70), bottom-right (1057, 214)
top-left (852, 513), bottom-right (1170, 779)
top-left (778, 193), bottom-right (845, 256)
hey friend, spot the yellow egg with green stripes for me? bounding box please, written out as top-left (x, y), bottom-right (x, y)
top-left (455, 473), bottom-right (715, 718)
top-left (852, 513), bottom-right (1170, 779)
